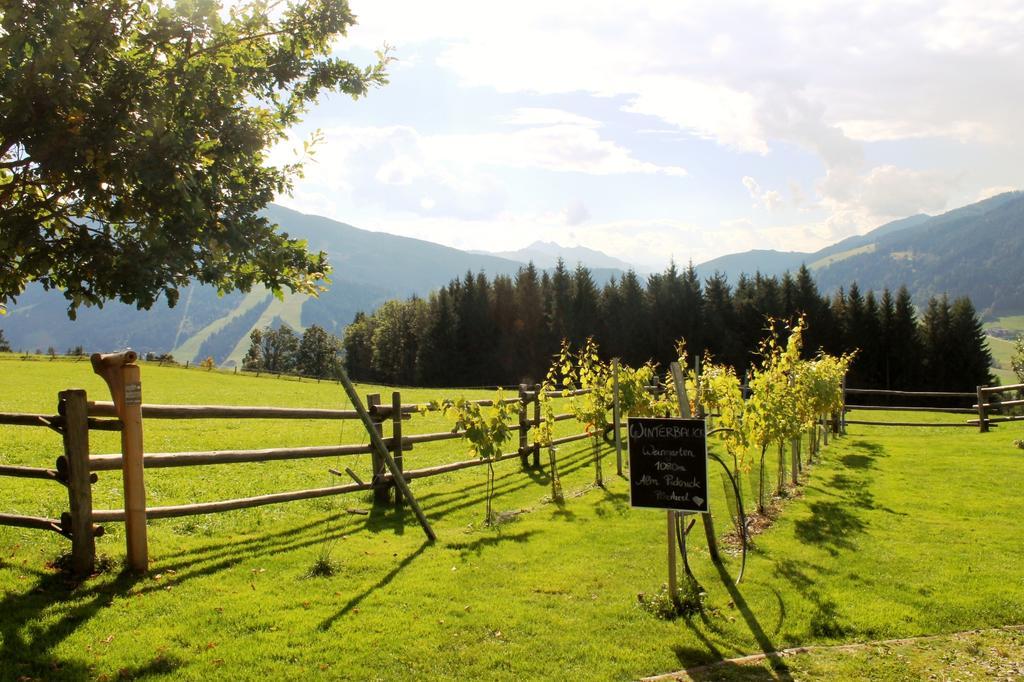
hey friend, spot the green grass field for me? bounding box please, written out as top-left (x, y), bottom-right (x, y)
top-left (988, 335), bottom-right (1019, 385)
top-left (1, 356), bottom-right (1022, 680)
top-left (985, 315), bottom-right (1024, 335)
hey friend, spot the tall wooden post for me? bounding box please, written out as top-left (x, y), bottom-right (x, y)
top-left (518, 384), bottom-right (530, 468)
top-left (92, 351), bottom-right (147, 572)
top-left (532, 384), bottom-right (542, 467)
top-left (670, 362), bottom-right (721, 566)
top-left (840, 376), bottom-right (847, 434)
top-left (391, 391), bottom-right (404, 507)
top-left (366, 393), bottom-right (389, 504)
top-left (612, 359), bottom-right (623, 475)
top-left (59, 389), bottom-right (95, 577)
top-left (791, 436), bottom-right (801, 483)
top-left (667, 511), bottom-right (678, 604)
top-left (976, 386), bottom-right (988, 433)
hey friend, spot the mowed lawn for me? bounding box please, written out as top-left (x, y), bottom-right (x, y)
top-left (1, 356), bottom-right (1023, 681)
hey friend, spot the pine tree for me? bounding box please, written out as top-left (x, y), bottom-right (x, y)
top-left (889, 287), bottom-right (923, 390)
top-left (947, 297), bottom-right (994, 388)
top-left (921, 295), bottom-right (953, 390)
top-left (569, 264), bottom-right (600, 346)
top-left (513, 264), bottom-right (547, 382)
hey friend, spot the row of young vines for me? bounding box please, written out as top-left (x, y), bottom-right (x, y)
top-left (429, 316), bottom-right (852, 528)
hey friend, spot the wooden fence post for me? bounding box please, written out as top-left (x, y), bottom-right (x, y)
top-left (791, 435), bottom-right (801, 483)
top-left (613, 359), bottom-right (623, 476)
top-left (59, 389), bottom-right (95, 577)
top-left (92, 352), bottom-right (147, 573)
top-left (669, 362), bottom-right (721, 565)
top-left (518, 384), bottom-right (530, 468)
top-left (840, 376), bottom-right (847, 434)
top-left (976, 386), bottom-right (988, 433)
top-left (338, 371), bottom-right (435, 541)
top-left (367, 393), bottom-right (389, 504)
top-left (533, 383), bottom-right (542, 467)
top-left (391, 391), bottom-right (404, 507)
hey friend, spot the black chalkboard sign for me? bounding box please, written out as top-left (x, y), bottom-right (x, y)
top-left (627, 417), bottom-right (709, 513)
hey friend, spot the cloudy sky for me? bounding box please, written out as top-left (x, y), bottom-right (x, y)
top-left (269, 0), bottom-right (1024, 271)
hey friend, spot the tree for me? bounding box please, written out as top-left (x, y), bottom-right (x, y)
top-left (946, 297), bottom-right (994, 388)
top-left (342, 312), bottom-right (376, 381)
top-left (0, 328), bottom-right (10, 352)
top-left (242, 328), bottom-right (264, 370)
top-left (260, 323), bottom-right (299, 373)
top-left (297, 324), bottom-right (342, 379)
top-left (0, 0), bottom-right (389, 316)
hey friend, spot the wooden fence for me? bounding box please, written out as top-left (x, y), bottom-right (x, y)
top-left (971, 383), bottom-right (1024, 432)
top-left (843, 383), bottom-right (1024, 431)
top-left (6, 358), bottom-right (1016, 578)
top-left (842, 387), bottom-right (978, 428)
top-left (0, 373), bottom-right (602, 578)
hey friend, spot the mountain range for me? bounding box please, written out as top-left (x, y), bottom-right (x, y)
top-left (695, 191), bottom-right (1023, 317)
top-left (3, 192), bottom-right (1022, 365)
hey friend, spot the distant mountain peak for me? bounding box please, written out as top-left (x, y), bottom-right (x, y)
top-left (477, 241), bottom-right (640, 273)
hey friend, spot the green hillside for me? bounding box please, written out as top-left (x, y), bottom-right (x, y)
top-left (813, 192), bottom-right (1024, 314)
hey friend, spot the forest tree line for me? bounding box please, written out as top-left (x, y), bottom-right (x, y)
top-left (338, 261), bottom-right (993, 392)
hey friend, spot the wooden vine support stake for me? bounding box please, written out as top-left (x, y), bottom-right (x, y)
top-left (338, 369), bottom-right (436, 542)
top-left (91, 351), bottom-right (148, 572)
top-left (976, 385), bottom-right (988, 433)
top-left (667, 362), bottom-right (722, 603)
top-left (391, 391), bottom-right (404, 507)
top-left (612, 358), bottom-right (623, 476)
top-left (59, 389), bottom-right (97, 577)
top-left (532, 383), bottom-right (542, 467)
top-left (518, 384), bottom-right (530, 468)
top-left (789, 376), bottom-right (799, 485)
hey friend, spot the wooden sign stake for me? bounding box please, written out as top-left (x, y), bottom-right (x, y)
top-left (92, 351), bottom-right (148, 573)
top-left (670, 362), bottom-right (721, 565)
top-left (337, 368), bottom-right (436, 542)
top-left (613, 359), bottom-right (623, 475)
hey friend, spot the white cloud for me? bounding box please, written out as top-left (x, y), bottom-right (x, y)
top-left (742, 176), bottom-right (784, 211)
top-left (500, 108), bottom-right (602, 129)
top-left (296, 0), bottom-right (1024, 263)
top-left (270, 118), bottom-right (685, 222)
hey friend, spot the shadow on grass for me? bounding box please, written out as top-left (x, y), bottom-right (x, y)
top-left (445, 529), bottom-right (537, 557)
top-left (0, 441), bottom-right (608, 677)
top-left (773, 559), bottom-right (847, 638)
top-left (793, 501), bottom-right (866, 556)
top-left (792, 437), bottom-right (893, 555)
top-left (712, 560), bottom-right (794, 681)
top-left (318, 540), bottom-right (430, 630)
top-left (0, 565), bottom-right (181, 681)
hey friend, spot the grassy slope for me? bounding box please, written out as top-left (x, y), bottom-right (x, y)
top-left (171, 289), bottom-right (271, 364)
top-left (987, 335), bottom-right (1018, 384)
top-left (985, 315), bottom-right (1024, 334)
top-left (1, 357), bottom-right (1023, 680)
top-left (807, 243), bottom-right (875, 270)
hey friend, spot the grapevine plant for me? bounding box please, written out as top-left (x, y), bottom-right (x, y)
top-left (430, 391), bottom-right (515, 526)
top-left (548, 338), bottom-right (615, 486)
top-left (745, 318), bottom-right (806, 513)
